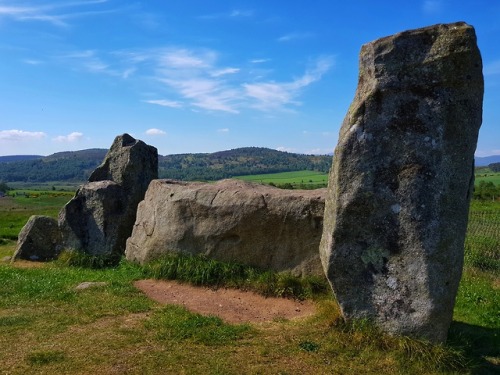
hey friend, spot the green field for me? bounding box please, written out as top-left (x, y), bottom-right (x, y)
top-left (475, 171), bottom-right (500, 185)
top-left (235, 170), bottom-right (329, 187)
top-left (236, 169), bottom-right (500, 189)
top-left (0, 190), bottom-right (74, 239)
top-left (0, 186), bottom-right (498, 373)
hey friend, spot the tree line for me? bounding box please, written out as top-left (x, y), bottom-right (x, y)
top-left (0, 147), bottom-right (332, 183)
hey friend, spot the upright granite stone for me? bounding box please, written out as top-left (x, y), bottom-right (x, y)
top-left (126, 179), bottom-right (326, 276)
top-left (320, 22), bottom-right (483, 343)
top-left (13, 215), bottom-right (61, 261)
top-left (59, 134), bottom-right (158, 256)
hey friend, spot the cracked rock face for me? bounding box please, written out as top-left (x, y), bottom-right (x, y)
top-left (59, 134), bottom-right (158, 256)
top-left (319, 22), bottom-right (483, 343)
top-left (126, 179), bottom-right (326, 277)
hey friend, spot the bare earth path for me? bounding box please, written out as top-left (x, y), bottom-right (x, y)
top-left (134, 279), bottom-right (317, 324)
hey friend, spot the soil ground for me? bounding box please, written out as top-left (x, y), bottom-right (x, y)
top-left (134, 279), bottom-right (317, 324)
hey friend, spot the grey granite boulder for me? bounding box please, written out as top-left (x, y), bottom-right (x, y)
top-left (59, 134), bottom-right (158, 256)
top-left (13, 215), bottom-right (61, 261)
top-left (126, 179), bottom-right (326, 276)
top-left (320, 22), bottom-right (483, 343)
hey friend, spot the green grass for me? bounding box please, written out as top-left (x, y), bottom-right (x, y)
top-left (235, 170), bottom-right (329, 188)
top-left (0, 256), bottom-right (483, 374)
top-left (0, 186), bottom-right (498, 373)
top-left (0, 190), bottom-right (74, 239)
top-left (142, 253), bottom-right (330, 300)
top-left (475, 171), bottom-right (500, 185)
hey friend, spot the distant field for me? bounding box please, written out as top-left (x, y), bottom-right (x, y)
top-left (0, 190), bottom-right (74, 239)
top-left (474, 172), bottom-right (500, 185)
top-left (235, 170), bottom-right (329, 186)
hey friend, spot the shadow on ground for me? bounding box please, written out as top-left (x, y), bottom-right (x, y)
top-left (448, 321), bottom-right (499, 374)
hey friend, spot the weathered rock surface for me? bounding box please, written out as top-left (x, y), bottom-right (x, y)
top-left (13, 215), bottom-right (61, 261)
top-left (59, 134), bottom-right (158, 256)
top-left (126, 179), bottom-right (326, 276)
top-left (320, 22), bottom-right (483, 343)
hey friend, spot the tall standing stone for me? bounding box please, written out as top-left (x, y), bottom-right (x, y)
top-left (59, 134), bottom-right (158, 256)
top-left (320, 22), bottom-right (483, 343)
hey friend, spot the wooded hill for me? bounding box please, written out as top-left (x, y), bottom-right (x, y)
top-left (0, 147), bottom-right (332, 183)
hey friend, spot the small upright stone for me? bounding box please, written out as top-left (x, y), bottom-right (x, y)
top-left (13, 215), bottom-right (61, 261)
top-left (320, 22), bottom-right (483, 343)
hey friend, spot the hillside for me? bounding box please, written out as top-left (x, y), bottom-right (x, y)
top-left (159, 147), bottom-right (332, 180)
top-left (0, 147), bottom-right (332, 183)
top-left (0, 155), bottom-right (43, 163)
top-left (0, 149), bottom-right (107, 183)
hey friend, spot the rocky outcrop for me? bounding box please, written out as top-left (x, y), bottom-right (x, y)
top-left (320, 22), bottom-right (483, 343)
top-left (12, 215), bottom-right (61, 261)
top-left (126, 179), bottom-right (326, 276)
top-left (59, 134), bottom-right (158, 256)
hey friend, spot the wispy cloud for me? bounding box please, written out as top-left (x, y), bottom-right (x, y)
top-left (143, 99), bottom-right (183, 108)
top-left (0, 129), bottom-right (47, 141)
top-left (277, 32), bottom-right (314, 43)
top-left (243, 56), bottom-right (334, 111)
top-left (250, 59), bottom-right (270, 64)
top-left (58, 49), bottom-right (110, 73)
top-left (145, 128), bottom-right (166, 136)
top-left (199, 9), bottom-right (254, 20)
top-left (22, 59), bottom-right (43, 65)
top-left (211, 67), bottom-right (240, 77)
top-left (217, 128), bottom-right (229, 133)
top-left (52, 44), bottom-right (334, 115)
top-left (53, 132), bottom-right (83, 142)
top-left (0, 1), bottom-right (112, 27)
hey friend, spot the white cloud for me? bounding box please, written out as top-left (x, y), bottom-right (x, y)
top-left (0, 129), bottom-right (46, 142)
top-left (243, 56), bottom-right (334, 111)
top-left (73, 46), bottom-right (332, 115)
top-left (250, 58), bottom-right (270, 64)
top-left (0, 1), bottom-right (113, 27)
top-left (159, 48), bottom-right (216, 69)
top-left (145, 128), bottom-right (166, 136)
top-left (58, 49), bottom-right (113, 74)
top-left (143, 99), bottom-right (183, 108)
top-left (53, 132), bottom-right (83, 142)
top-left (161, 77), bottom-right (240, 113)
top-left (217, 128), bottom-right (229, 133)
top-left (211, 67), bottom-right (240, 77)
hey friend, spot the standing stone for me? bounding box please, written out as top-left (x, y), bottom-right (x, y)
top-left (12, 215), bottom-right (61, 261)
top-left (320, 22), bottom-right (483, 343)
top-left (59, 134), bottom-right (158, 256)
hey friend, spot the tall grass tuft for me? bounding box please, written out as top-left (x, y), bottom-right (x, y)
top-left (142, 253), bottom-right (330, 300)
top-left (56, 250), bottom-right (121, 269)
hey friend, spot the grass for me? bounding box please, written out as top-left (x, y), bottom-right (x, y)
top-left (235, 170), bottom-right (329, 188)
top-left (0, 190), bottom-right (498, 373)
top-left (475, 171), bottom-right (500, 185)
top-left (0, 190), bottom-right (74, 240)
top-left (142, 253), bottom-right (329, 300)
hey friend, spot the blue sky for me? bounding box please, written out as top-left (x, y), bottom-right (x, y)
top-left (0, 1), bottom-right (499, 157)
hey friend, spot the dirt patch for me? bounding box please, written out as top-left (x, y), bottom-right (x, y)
top-left (134, 279), bottom-right (316, 324)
